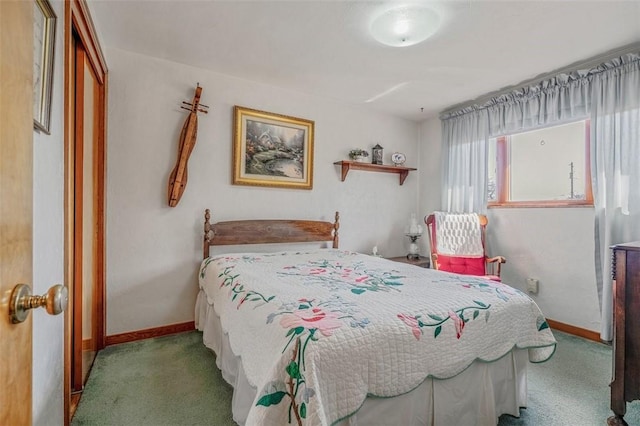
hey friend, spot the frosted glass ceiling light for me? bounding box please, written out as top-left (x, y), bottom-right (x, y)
top-left (370, 6), bottom-right (440, 47)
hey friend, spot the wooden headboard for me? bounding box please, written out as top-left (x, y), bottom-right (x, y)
top-left (203, 209), bottom-right (340, 259)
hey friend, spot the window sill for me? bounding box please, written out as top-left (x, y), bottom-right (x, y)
top-left (488, 201), bottom-right (594, 209)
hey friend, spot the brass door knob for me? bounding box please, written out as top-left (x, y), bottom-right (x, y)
top-left (9, 284), bottom-right (68, 323)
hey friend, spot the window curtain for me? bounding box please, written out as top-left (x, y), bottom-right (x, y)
top-left (591, 56), bottom-right (640, 341)
top-left (441, 67), bottom-right (593, 212)
top-left (440, 108), bottom-right (489, 213)
top-left (440, 51), bottom-right (640, 340)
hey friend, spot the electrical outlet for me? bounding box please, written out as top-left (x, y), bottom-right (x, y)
top-left (526, 278), bottom-right (539, 294)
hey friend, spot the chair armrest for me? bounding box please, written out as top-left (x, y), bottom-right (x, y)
top-left (485, 256), bottom-right (506, 276)
top-left (431, 253), bottom-right (439, 270)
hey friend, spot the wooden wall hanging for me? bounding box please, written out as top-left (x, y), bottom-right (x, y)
top-left (167, 84), bottom-right (208, 207)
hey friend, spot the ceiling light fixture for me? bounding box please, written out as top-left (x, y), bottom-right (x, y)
top-left (370, 5), bottom-right (440, 47)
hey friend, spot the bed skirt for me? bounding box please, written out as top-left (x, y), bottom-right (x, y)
top-left (195, 289), bottom-right (527, 426)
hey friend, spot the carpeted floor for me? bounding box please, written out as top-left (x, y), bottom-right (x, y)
top-left (498, 331), bottom-right (640, 426)
top-left (71, 331), bottom-right (234, 426)
top-left (72, 330), bottom-right (640, 426)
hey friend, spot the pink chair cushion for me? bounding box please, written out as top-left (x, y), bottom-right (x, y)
top-left (437, 255), bottom-right (486, 276)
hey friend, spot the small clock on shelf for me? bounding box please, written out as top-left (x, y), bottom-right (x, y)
top-left (391, 152), bottom-right (406, 166)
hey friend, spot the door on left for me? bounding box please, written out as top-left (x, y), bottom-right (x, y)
top-left (1, 1), bottom-right (35, 422)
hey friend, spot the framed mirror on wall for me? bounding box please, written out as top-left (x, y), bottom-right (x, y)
top-left (33, 0), bottom-right (56, 134)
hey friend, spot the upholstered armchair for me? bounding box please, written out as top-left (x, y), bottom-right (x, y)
top-left (424, 212), bottom-right (506, 281)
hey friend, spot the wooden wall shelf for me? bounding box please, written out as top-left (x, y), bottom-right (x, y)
top-left (333, 161), bottom-right (417, 185)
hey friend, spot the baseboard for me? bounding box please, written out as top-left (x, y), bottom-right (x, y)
top-left (105, 321), bottom-right (196, 346)
top-left (546, 318), bottom-right (603, 343)
top-left (82, 338), bottom-right (93, 350)
top-left (69, 392), bottom-right (82, 420)
top-left (104, 318), bottom-right (599, 346)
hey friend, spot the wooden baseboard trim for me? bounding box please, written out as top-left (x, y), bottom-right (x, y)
top-left (104, 318), bottom-right (601, 346)
top-left (69, 392), bottom-right (82, 420)
top-left (82, 338), bottom-right (93, 351)
top-left (547, 318), bottom-right (603, 343)
top-left (105, 321), bottom-right (196, 346)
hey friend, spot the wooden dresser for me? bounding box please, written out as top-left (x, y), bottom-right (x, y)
top-left (609, 242), bottom-right (640, 426)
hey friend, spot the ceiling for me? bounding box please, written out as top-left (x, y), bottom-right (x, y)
top-left (89, 0), bottom-right (640, 122)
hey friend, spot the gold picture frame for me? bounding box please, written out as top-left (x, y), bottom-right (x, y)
top-left (233, 106), bottom-right (314, 190)
top-left (33, 0), bottom-right (56, 134)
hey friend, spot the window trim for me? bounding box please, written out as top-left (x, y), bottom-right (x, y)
top-left (488, 120), bottom-right (594, 208)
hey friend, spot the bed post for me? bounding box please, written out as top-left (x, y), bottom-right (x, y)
top-left (333, 211), bottom-right (340, 248)
top-left (204, 209), bottom-right (212, 259)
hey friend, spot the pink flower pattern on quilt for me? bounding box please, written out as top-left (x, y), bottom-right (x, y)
top-left (280, 306), bottom-right (343, 337)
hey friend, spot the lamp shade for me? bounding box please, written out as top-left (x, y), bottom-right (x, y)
top-left (370, 6), bottom-right (440, 47)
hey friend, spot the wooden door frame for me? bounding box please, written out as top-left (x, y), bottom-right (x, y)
top-left (63, 0), bottom-right (107, 423)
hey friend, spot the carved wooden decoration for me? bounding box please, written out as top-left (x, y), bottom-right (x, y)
top-left (168, 85), bottom-right (208, 207)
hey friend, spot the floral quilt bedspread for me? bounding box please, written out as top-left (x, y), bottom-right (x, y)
top-left (198, 249), bottom-right (556, 426)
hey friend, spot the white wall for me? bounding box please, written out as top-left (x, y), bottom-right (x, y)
top-left (417, 117), bottom-right (442, 256)
top-left (105, 48), bottom-right (421, 335)
top-left (486, 208), bottom-right (601, 331)
top-left (32, 0), bottom-right (65, 423)
top-left (417, 119), bottom-right (602, 333)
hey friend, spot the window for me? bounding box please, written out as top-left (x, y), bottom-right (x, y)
top-left (488, 120), bottom-right (593, 207)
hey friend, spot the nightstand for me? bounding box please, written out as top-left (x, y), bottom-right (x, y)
top-left (386, 256), bottom-right (430, 269)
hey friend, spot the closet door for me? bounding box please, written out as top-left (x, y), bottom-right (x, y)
top-left (65, 1), bottom-right (107, 419)
top-left (71, 40), bottom-right (100, 392)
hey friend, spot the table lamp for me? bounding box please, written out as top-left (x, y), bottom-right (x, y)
top-left (405, 213), bottom-right (423, 260)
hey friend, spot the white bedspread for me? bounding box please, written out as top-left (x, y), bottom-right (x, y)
top-left (199, 249), bottom-right (556, 426)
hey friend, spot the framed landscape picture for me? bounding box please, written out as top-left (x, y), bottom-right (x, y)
top-left (233, 106), bottom-right (314, 189)
top-left (33, 0), bottom-right (56, 134)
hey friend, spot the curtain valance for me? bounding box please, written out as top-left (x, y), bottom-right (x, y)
top-left (440, 52), bottom-right (640, 126)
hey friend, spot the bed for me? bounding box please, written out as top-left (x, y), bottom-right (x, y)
top-left (195, 209), bottom-right (556, 426)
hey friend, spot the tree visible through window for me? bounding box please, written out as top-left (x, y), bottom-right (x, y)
top-left (488, 120), bottom-right (593, 207)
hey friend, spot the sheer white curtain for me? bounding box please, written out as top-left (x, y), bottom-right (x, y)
top-left (440, 50), bottom-right (640, 341)
top-left (591, 57), bottom-right (640, 340)
top-left (441, 108), bottom-right (489, 213)
top-left (441, 68), bottom-right (591, 213)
